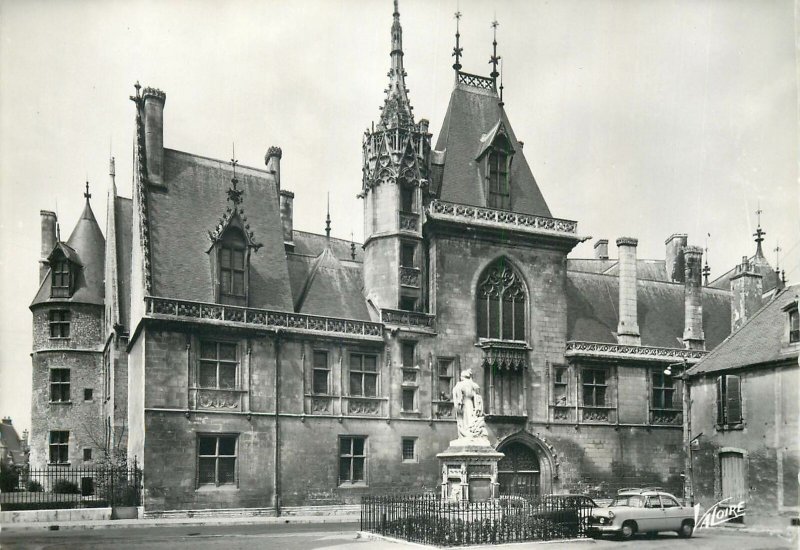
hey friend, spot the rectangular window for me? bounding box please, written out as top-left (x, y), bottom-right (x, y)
top-left (339, 436), bottom-right (366, 484)
top-left (400, 185), bottom-right (415, 213)
top-left (49, 309), bottom-right (70, 338)
top-left (51, 260), bottom-right (71, 297)
top-left (83, 448), bottom-right (92, 461)
top-left (582, 368), bottom-right (607, 407)
top-left (199, 341), bottom-right (238, 389)
top-left (312, 350), bottom-right (329, 395)
top-left (401, 438), bottom-right (416, 462)
top-left (197, 434), bottom-right (237, 486)
top-left (349, 353), bottom-right (378, 397)
top-left (651, 372), bottom-right (676, 409)
top-left (50, 368), bottom-right (70, 402)
top-left (400, 243), bottom-right (416, 268)
top-left (488, 151), bottom-right (510, 210)
top-left (553, 366), bottom-right (568, 405)
top-left (790, 309), bottom-right (799, 344)
top-left (437, 358), bottom-right (454, 401)
top-left (49, 431), bottom-right (69, 464)
top-left (401, 342), bottom-right (415, 368)
top-left (84, 388), bottom-right (93, 401)
top-left (402, 388), bottom-right (416, 412)
top-left (399, 296), bottom-right (417, 311)
top-left (716, 375), bottom-right (742, 426)
top-left (220, 246), bottom-right (246, 297)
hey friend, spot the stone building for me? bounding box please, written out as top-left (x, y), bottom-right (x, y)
top-left (0, 418), bottom-right (29, 469)
top-left (685, 279), bottom-right (798, 529)
top-left (29, 4), bottom-right (775, 515)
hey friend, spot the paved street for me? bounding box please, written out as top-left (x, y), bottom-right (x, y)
top-left (0, 522), bottom-right (796, 550)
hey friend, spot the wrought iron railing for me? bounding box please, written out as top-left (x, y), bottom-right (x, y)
top-left (0, 461), bottom-right (142, 511)
top-left (457, 72), bottom-right (496, 91)
top-left (146, 297), bottom-right (383, 340)
top-left (381, 308), bottom-right (435, 329)
top-left (428, 200), bottom-right (579, 236)
top-left (361, 492), bottom-right (593, 546)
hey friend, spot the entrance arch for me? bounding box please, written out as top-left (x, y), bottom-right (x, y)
top-left (496, 432), bottom-right (557, 496)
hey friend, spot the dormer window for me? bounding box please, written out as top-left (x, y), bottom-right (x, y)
top-left (789, 308), bottom-right (799, 344)
top-left (488, 149), bottom-right (510, 210)
top-left (51, 260), bottom-right (72, 298)
top-left (214, 227), bottom-right (249, 306)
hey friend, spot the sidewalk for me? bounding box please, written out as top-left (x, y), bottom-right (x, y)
top-left (0, 512), bottom-right (360, 533)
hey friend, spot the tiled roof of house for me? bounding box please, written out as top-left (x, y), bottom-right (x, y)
top-left (31, 199), bottom-right (106, 307)
top-left (686, 284), bottom-right (799, 377)
top-left (146, 149), bottom-right (294, 311)
top-left (433, 82), bottom-right (551, 217)
top-left (288, 247), bottom-right (370, 320)
top-left (566, 271), bottom-right (732, 349)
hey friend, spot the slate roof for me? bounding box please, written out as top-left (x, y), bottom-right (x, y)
top-left (146, 149), bottom-right (293, 311)
top-left (288, 247), bottom-right (370, 320)
top-left (686, 284), bottom-right (799, 377)
top-left (433, 82), bottom-right (551, 217)
top-left (709, 253), bottom-right (780, 293)
top-left (115, 196), bottom-right (132, 329)
top-left (567, 258), bottom-right (671, 282)
top-left (566, 271), bottom-right (732, 349)
top-left (31, 199), bottom-right (106, 307)
top-left (292, 230), bottom-right (363, 263)
top-left (0, 421), bottom-right (27, 466)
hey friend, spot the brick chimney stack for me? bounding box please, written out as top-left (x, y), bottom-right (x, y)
top-left (665, 233), bottom-right (688, 283)
top-left (39, 210), bottom-right (57, 283)
top-left (616, 237), bottom-right (641, 346)
top-left (594, 239), bottom-right (609, 260)
top-left (682, 245), bottom-right (705, 350)
top-left (143, 88), bottom-right (166, 187)
top-left (730, 256), bottom-right (763, 332)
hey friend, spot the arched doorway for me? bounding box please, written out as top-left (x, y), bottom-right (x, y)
top-left (497, 442), bottom-right (541, 495)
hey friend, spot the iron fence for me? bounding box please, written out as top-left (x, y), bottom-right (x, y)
top-left (0, 461), bottom-right (142, 512)
top-left (361, 492), bottom-right (593, 546)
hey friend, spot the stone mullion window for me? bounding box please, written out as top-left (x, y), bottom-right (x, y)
top-left (50, 368), bottom-right (70, 402)
top-left (49, 430), bottom-right (69, 464)
top-left (197, 434), bottom-right (237, 487)
top-left (349, 353), bottom-right (378, 397)
top-left (400, 342), bottom-right (418, 413)
top-left (312, 350), bottom-right (330, 395)
top-left (51, 260), bottom-right (72, 298)
top-left (789, 308), bottom-right (799, 343)
top-left (49, 309), bottom-right (71, 338)
top-left (339, 436), bottom-right (367, 485)
top-left (198, 341), bottom-right (239, 390)
top-left (582, 368), bottom-right (607, 407)
top-left (651, 372), bottom-right (676, 410)
top-left (476, 260), bottom-right (526, 341)
top-left (487, 150), bottom-right (510, 210)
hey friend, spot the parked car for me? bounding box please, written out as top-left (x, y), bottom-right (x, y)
top-left (587, 489), bottom-right (694, 540)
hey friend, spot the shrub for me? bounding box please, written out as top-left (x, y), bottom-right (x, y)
top-left (26, 480), bottom-right (43, 492)
top-left (52, 479), bottom-right (80, 494)
top-left (0, 462), bottom-right (20, 492)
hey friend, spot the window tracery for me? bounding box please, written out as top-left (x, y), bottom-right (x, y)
top-left (476, 259), bottom-right (526, 341)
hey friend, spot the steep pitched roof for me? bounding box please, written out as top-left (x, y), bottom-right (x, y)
top-left (566, 271), bottom-right (732, 349)
top-left (0, 421), bottom-right (26, 466)
top-left (31, 199), bottom-right (106, 307)
top-left (433, 82), bottom-right (551, 217)
top-left (145, 149), bottom-right (293, 311)
top-left (567, 258), bottom-right (671, 282)
top-left (292, 231), bottom-right (363, 262)
top-left (288, 247), bottom-right (370, 320)
top-left (686, 285), bottom-right (799, 377)
top-left (709, 254), bottom-right (780, 293)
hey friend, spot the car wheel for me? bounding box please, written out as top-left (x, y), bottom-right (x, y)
top-left (619, 521), bottom-right (636, 540)
top-left (678, 521), bottom-right (694, 538)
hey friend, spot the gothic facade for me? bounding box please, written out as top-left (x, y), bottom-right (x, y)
top-left (30, 4), bottom-right (782, 515)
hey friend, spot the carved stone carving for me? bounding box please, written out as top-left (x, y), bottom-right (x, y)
top-left (348, 398), bottom-right (382, 415)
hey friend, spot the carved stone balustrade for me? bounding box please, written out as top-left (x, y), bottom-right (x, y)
top-left (146, 296), bottom-right (384, 341)
top-left (565, 341), bottom-right (706, 362)
top-left (380, 308), bottom-right (435, 331)
top-left (479, 340), bottom-right (529, 370)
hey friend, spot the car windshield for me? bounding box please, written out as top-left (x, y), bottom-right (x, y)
top-left (611, 495), bottom-right (646, 507)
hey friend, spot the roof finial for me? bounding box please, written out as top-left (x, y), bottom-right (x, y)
top-left (350, 231), bottom-right (356, 260)
top-left (489, 19), bottom-right (500, 83)
top-left (702, 232), bottom-right (711, 286)
top-left (325, 192), bottom-right (331, 239)
top-left (753, 202), bottom-right (766, 259)
top-left (774, 241), bottom-right (782, 270)
top-left (109, 156), bottom-right (115, 178)
top-left (226, 143), bottom-right (243, 205)
top-left (452, 9), bottom-right (463, 72)
top-left (84, 180), bottom-right (92, 202)
top-left (499, 58), bottom-right (505, 107)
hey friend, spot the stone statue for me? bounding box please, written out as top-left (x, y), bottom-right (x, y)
top-left (452, 369), bottom-right (488, 440)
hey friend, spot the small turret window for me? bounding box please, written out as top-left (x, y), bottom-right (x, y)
top-left (51, 259), bottom-right (72, 298)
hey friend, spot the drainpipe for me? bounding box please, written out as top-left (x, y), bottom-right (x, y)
top-left (274, 330), bottom-right (282, 516)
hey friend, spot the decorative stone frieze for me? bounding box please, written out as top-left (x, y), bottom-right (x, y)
top-left (380, 308), bottom-right (435, 330)
top-left (565, 341), bottom-right (706, 362)
top-left (427, 200), bottom-right (579, 238)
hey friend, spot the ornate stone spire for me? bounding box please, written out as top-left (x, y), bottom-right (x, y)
top-left (377, 0), bottom-right (414, 130)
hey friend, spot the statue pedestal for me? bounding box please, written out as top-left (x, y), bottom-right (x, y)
top-left (437, 438), bottom-right (504, 503)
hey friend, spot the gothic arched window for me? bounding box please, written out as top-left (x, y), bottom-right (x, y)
top-left (476, 259), bottom-right (526, 341)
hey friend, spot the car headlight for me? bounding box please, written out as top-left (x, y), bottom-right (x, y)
top-left (608, 511), bottom-right (615, 519)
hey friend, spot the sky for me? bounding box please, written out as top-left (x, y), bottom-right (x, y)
top-left (0, 0), bottom-right (797, 435)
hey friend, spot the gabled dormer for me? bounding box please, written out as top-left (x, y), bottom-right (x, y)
top-left (47, 244), bottom-right (81, 298)
top-left (207, 156), bottom-right (262, 307)
top-left (477, 121), bottom-right (515, 210)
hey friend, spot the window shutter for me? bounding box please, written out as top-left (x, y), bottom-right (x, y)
top-left (716, 376), bottom-right (724, 425)
top-left (725, 375), bottom-right (742, 424)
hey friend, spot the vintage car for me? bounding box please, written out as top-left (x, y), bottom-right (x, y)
top-left (587, 489), bottom-right (695, 539)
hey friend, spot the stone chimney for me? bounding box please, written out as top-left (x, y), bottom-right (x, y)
top-left (616, 237), bottom-right (640, 345)
top-left (730, 256), bottom-right (763, 332)
top-left (594, 239), bottom-right (609, 260)
top-left (142, 87), bottom-right (166, 186)
top-left (682, 246), bottom-right (705, 350)
top-left (665, 233), bottom-right (688, 283)
top-left (279, 190), bottom-right (294, 251)
top-left (265, 146), bottom-right (282, 190)
top-left (40, 210), bottom-right (57, 283)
